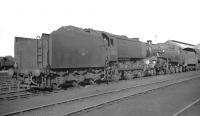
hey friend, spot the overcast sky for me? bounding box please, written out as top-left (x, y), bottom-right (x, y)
top-left (0, 0), bottom-right (200, 56)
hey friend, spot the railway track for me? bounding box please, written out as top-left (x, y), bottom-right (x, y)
top-left (0, 71), bottom-right (194, 102)
top-left (173, 97), bottom-right (200, 116)
top-left (0, 91), bottom-right (35, 101)
top-left (0, 89), bottom-right (58, 102)
top-left (1, 71), bottom-right (200, 116)
top-left (0, 77), bottom-right (28, 101)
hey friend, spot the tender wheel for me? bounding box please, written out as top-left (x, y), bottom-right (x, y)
top-left (123, 71), bottom-right (131, 80)
top-left (175, 67), bottom-right (179, 73)
top-left (153, 69), bottom-right (157, 76)
top-left (72, 81), bottom-right (79, 87)
top-left (179, 66), bottom-right (182, 73)
top-left (170, 66), bottom-right (175, 73)
top-left (89, 79), bottom-right (95, 85)
top-left (149, 70), bottom-right (154, 76)
top-left (165, 69), bottom-right (170, 74)
top-left (111, 69), bottom-right (120, 81)
top-left (137, 71), bottom-right (143, 78)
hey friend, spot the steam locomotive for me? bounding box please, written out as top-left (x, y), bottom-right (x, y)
top-left (0, 56), bottom-right (15, 71)
top-left (14, 26), bottom-right (200, 89)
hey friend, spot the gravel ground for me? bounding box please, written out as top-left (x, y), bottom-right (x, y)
top-left (79, 74), bottom-right (200, 116)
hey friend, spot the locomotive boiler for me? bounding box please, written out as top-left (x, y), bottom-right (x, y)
top-left (153, 42), bottom-right (185, 74)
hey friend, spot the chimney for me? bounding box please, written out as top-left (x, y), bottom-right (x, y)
top-left (147, 40), bottom-right (152, 45)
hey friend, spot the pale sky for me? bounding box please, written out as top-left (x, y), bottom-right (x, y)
top-left (0, 0), bottom-right (200, 56)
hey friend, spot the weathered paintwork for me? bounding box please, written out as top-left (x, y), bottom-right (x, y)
top-left (15, 35), bottom-right (49, 74)
top-left (115, 36), bottom-right (147, 59)
top-left (183, 48), bottom-right (198, 66)
top-left (158, 43), bottom-right (184, 64)
top-left (15, 37), bottom-right (38, 73)
top-left (50, 26), bottom-right (107, 69)
top-left (15, 26), bottom-right (154, 71)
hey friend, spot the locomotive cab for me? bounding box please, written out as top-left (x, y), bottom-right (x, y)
top-left (183, 48), bottom-right (198, 71)
top-left (101, 33), bottom-right (118, 62)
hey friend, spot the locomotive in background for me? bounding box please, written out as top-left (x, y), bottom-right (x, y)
top-left (0, 56), bottom-right (15, 78)
top-left (0, 56), bottom-right (15, 71)
top-left (14, 26), bottom-right (200, 89)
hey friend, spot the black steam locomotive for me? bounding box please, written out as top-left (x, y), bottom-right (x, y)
top-left (14, 26), bottom-right (200, 89)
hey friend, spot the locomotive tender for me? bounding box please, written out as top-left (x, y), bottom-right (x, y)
top-left (14, 26), bottom-right (200, 89)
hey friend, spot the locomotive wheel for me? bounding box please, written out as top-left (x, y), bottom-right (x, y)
top-left (170, 67), bottom-right (175, 73)
top-left (137, 71), bottom-right (144, 78)
top-left (159, 70), bottom-right (164, 75)
top-left (151, 70), bottom-right (154, 76)
top-left (128, 72), bottom-right (134, 79)
top-left (89, 79), bottom-right (95, 85)
top-left (148, 70), bottom-right (154, 76)
top-left (123, 74), bottom-right (128, 80)
top-left (165, 69), bottom-right (170, 74)
top-left (179, 66), bottom-right (183, 72)
top-left (137, 73), bottom-right (141, 78)
top-left (153, 69), bottom-right (157, 76)
top-left (175, 67), bottom-right (179, 73)
top-left (111, 74), bottom-right (119, 81)
top-left (111, 69), bottom-right (120, 81)
top-left (123, 71), bottom-right (130, 80)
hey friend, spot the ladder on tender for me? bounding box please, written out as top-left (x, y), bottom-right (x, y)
top-left (36, 36), bottom-right (43, 68)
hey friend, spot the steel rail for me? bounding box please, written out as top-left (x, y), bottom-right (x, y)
top-left (173, 97), bottom-right (200, 116)
top-left (64, 74), bottom-right (200, 116)
top-left (0, 90), bottom-right (35, 101)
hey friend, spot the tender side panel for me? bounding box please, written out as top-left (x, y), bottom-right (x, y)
top-left (184, 51), bottom-right (198, 65)
top-left (15, 37), bottom-right (37, 73)
top-left (50, 29), bottom-right (107, 68)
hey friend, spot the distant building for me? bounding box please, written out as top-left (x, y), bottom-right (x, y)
top-left (194, 44), bottom-right (200, 49)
